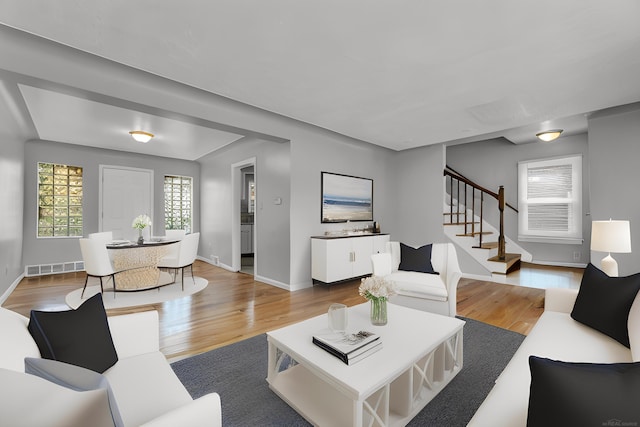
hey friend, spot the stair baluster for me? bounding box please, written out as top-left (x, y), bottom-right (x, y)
top-left (444, 166), bottom-right (520, 274)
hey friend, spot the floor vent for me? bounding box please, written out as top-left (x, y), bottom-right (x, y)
top-left (25, 261), bottom-right (84, 277)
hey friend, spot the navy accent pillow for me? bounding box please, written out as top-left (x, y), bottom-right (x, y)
top-left (571, 263), bottom-right (640, 348)
top-left (527, 356), bottom-right (640, 427)
top-left (27, 293), bottom-right (118, 373)
top-left (398, 243), bottom-right (437, 274)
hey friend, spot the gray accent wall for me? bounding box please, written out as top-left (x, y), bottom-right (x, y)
top-left (588, 105), bottom-right (640, 276)
top-left (288, 131), bottom-right (396, 289)
top-left (199, 136), bottom-right (291, 286)
top-left (0, 92), bottom-right (26, 300)
top-left (23, 140), bottom-right (200, 267)
top-left (389, 143), bottom-right (447, 246)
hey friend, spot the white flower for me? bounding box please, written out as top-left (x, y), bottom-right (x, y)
top-left (132, 214), bottom-right (152, 230)
top-left (359, 276), bottom-right (396, 301)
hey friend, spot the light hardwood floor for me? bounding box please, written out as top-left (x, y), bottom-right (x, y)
top-left (2, 261), bottom-right (583, 362)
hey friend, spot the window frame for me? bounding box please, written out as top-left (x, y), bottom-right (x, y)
top-left (517, 154), bottom-right (583, 244)
top-left (37, 162), bottom-right (84, 238)
top-left (164, 174), bottom-right (193, 233)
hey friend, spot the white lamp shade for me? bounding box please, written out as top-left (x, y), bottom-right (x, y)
top-left (591, 220), bottom-right (631, 253)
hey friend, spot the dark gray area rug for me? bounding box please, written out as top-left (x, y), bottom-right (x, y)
top-left (171, 317), bottom-right (524, 427)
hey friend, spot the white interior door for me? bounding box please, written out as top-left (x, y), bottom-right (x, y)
top-left (100, 166), bottom-right (153, 241)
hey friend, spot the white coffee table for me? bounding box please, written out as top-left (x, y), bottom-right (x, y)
top-left (267, 302), bottom-right (465, 426)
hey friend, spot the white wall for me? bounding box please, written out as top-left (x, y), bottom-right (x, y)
top-left (588, 105), bottom-right (640, 276)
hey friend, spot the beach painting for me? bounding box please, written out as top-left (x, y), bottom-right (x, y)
top-left (322, 172), bottom-right (373, 222)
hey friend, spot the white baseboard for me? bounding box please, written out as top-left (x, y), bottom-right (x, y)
top-left (0, 273), bottom-right (25, 306)
top-left (527, 260), bottom-right (587, 269)
top-left (196, 256), bottom-right (299, 291)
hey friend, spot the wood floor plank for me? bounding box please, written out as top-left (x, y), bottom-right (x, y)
top-left (3, 260), bottom-right (560, 361)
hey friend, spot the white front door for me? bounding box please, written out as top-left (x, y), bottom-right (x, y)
top-left (100, 165), bottom-right (153, 241)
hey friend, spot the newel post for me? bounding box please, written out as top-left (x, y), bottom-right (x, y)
top-left (498, 186), bottom-right (506, 260)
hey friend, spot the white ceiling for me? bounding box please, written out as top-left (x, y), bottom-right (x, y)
top-left (1, 1), bottom-right (640, 156)
top-left (18, 85), bottom-right (244, 161)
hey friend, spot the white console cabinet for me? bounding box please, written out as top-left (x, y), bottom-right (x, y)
top-left (311, 234), bottom-right (390, 284)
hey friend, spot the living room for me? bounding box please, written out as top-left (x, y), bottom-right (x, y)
top-left (1, 3), bottom-right (640, 425)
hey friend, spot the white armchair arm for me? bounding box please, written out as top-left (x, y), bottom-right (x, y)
top-left (442, 243), bottom-right (462, 317)
top-left (141, 393), bottom-right (222, 427)
top-left (108, 311), bottom-right (160, 359)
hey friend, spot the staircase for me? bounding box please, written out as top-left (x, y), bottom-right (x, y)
top-left (443, 167), bottom-right (531, 275)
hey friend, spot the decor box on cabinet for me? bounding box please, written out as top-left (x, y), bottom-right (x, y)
top-left (311, 234), bottom-right (390, 285)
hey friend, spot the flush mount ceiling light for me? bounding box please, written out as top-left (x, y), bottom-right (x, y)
top-left (129, 130), bottom-right (154, 143)
top-left (535, 129), bottom-right (563, 142)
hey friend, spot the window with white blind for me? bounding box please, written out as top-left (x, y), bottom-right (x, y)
top-left (518, 155), bottom-right (583, 244)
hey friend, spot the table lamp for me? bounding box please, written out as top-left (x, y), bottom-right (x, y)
top-left (590, 219), bottom-right (631, 277)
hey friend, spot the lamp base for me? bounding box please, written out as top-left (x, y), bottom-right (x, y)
top-left (600, 254), bottom-right (619, 277)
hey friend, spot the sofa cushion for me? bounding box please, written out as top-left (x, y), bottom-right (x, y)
top-left (527, 356), bottom-right (640, 427)
top-left (387, 271), bottom-right (448, 301)
top-left (25, 357), bottom-right (124, 427)
top-left (0, 367), bottom-right (115, 427)
top-left (571, 263), bottom-right (640, 348)
top-left (28, 293), bottom-right (118, 373)
top-left (0, 308), bottom-right (41, 372)
top-left (104, 351), bottom-right (192, 427)
top-left (398, 243), bottom-right (437, 274)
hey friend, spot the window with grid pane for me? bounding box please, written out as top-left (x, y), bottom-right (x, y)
top-left (38, 162), bottom-right (83, 237)
top-left (518, 155), bottom-right (583, 244)
top-left (164, 175), bottom-right (192, 232)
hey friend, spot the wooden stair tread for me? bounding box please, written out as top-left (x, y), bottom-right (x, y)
top-left (456, 231), bottom-right (492, 237)
top-left (472, 242), bottom-right (499, 249)
top-left (444, 221), bottom-right (479, 226)
top-left (487, 253), bottom-right (521, 263)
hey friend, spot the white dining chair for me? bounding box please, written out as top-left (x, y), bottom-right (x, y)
top-left (79, 238), bottom-right (117, 298)
top-left (88, 231), bottom-right (114, 243)
top-left (158, 232), bottom-right (200, 290)
top-left (165, 229), bottom-right (186, 241)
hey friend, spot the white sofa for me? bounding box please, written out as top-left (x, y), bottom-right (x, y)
top-left (371, 241), bottom-right (462, 317)
top-left (468, 287), bottom-right (637, 426)
top-left (0, 306), bottom-right (221, 427)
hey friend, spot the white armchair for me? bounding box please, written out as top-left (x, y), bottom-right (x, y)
top-left (371, 242), bottom-right (462, 317)
top-left (0, 308), bottom-right (222, 427)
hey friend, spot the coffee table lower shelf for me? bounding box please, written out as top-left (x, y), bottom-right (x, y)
top-left (267, 328), bottom-right (463, 427)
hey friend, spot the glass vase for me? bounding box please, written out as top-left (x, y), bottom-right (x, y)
top-left (370, 297), bottom-right (388, 326)
top-left (137, 229), bottom-right (144, 245)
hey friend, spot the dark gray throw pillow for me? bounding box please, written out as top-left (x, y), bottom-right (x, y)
top-left (398, 243), bottom-right (438, 274)
top-left (571, 263), bottom-right (640, 348)
top-left (527, 356), bottom-right (640, 427)
top-left (28, 293), bottom-right (118, 373)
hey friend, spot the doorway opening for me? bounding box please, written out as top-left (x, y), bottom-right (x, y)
top-left (231, 158), bottom-right (256, 275)
top-left (240, 165), bottom-right (254, 275)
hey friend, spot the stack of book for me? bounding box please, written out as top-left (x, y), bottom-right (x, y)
top-left (312, 330), bottom-right (382, 365)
